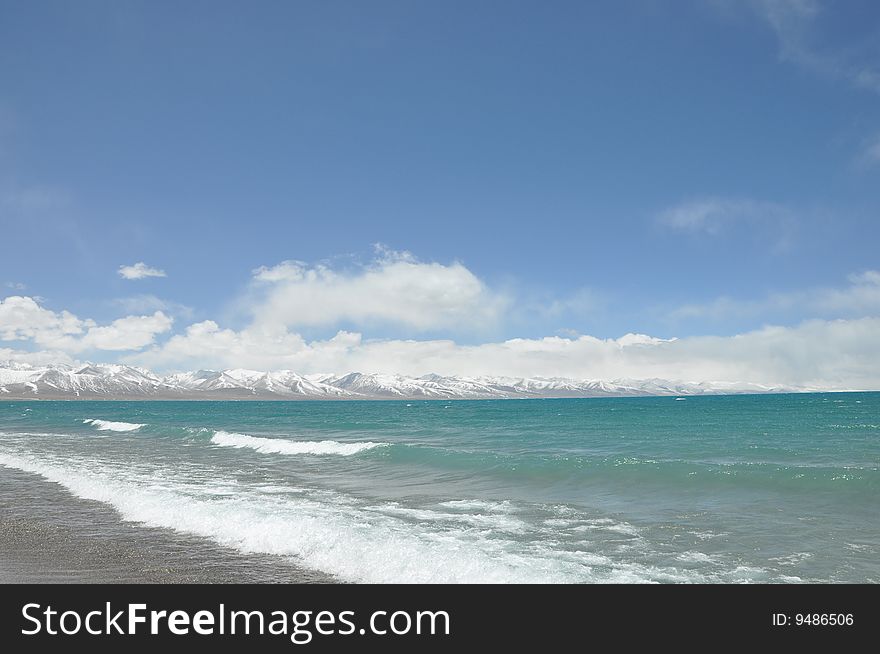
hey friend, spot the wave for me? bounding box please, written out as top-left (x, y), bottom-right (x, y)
top-left (382, 444), bottom-right (879, 490)
top-left (439, 499), bottom-right (517, 513)
top-left (210, 431), bottom-right (387, 456)
top-left (364, 503), bottom-right (530, 533)
top-left (83, 419), bottom-right (146, 432)
top-left (0, 450), bottom-right (735, 583)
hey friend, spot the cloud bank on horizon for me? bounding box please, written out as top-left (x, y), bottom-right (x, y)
top-left (1, 1), bottom-right (879, 389)
top-left (2, 248), bottom-right (880, 390)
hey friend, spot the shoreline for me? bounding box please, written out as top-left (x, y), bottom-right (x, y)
top-left (0, 389), bottom-right (876, 402)
top-left (0, 466), bottom-right (333, 584)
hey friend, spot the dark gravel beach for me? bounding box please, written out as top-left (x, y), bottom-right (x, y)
top-left (0, 466), bottom-right (331, 584)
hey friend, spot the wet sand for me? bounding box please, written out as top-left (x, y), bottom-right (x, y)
top-left (0, 466), bottom-right (332, 583)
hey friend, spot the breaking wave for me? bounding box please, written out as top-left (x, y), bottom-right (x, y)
top-left (83, 419), bottom-right (146, 432)
top-left (210, 431), bottom-right (387, 456)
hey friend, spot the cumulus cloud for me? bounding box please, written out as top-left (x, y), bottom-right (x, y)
top-left (79, 312), bottom-right (174, 351)
top-left (127, 317), bottom-right (880, 389)
top-left (133, 320), bottom-right (309, 370)
top-left (0, 295), bottom-right (90, 350)
top-left (118, 262), bottom-right (167, 280)
top-left (0, 295), bottom-right (172, 352)
top-left (6, 252), bottom-right (880, 389)
top-left (248, 249), bottom-right (508, 331)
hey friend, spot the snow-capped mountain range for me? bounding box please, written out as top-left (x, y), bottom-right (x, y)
top-left (0, 362), bottom-right (809, 400)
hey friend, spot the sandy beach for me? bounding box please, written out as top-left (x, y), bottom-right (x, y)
top-left (0, 466), bottom-right (331, 584)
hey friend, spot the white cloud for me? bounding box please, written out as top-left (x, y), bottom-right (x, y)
top-left (118, 262), bottom-right (167, 280)
top-left (0, 295), bottom-right (172, 352)
top-left (854, 69), bottom-right (880, 94)
top-left (848, 270), bottom-right (880, 286)
top-left (658, 197), bottom-right (792, 235)
top-left (6, 251), bottom-right (880, 389)
top-left (0, 295), bottom-right (90, 350)
top-left (248, 249), bottom-right (508, 331)
top-left (750, 0), bottom-right (880, 95)
top-left (112, 294), bottom-right (194, 319)
top-left (128, 317), bottom-right (880, 390)
top-left (4, 282), bottom-right (26, 291)
top-left (669, 269), bottom-right (880, 321)
top-left (0, 348), bottom-right (77, 367)
top-left (252, 260), bottom-right (308, 283)
top-left (859, 135), bottom-right (880, 166)
top-left (753, 0), bottom-right (820, 62)
top-left (816, 271), bottom-right (880, 313)
top-left (133, 321), bottom-right (308, 370)
top-left (0, 183), bottom-right (70, 213)
top-left (525, 289), bottom-right (602, 322)
top-left (79, 312), bottom-right (174, 351)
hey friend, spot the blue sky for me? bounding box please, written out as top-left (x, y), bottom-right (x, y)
top-left (1, 1), bottom-right (879, 385)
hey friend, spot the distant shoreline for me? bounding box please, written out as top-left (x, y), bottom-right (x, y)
top-left (0, 389), bottom-right (876, 402)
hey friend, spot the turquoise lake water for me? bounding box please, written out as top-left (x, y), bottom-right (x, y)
top-left (1, 393), bottom-right (877, 582)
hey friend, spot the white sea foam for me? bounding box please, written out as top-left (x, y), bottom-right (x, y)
top-left (83, 419), bottom-right (145, 432)
top-left (676, 551), bottom-right (717, 564)
top-left (366, 503), bottom-right (529, 533)
top-left (0, 450), bottom-right (632, 583)
top-left (570, 518), bottom-right (642, 537)
top-left (210, 431), bottom-right (387, 456)
top-left (768, 552), bottom-right (813, 566)
top-left (0, 436), bottom-right (782, 584)
top-left (604, 522), bottom-right (641, 536)
top-left (439, 499), bottom-right (517, 513)
top-left (0, 448), bottom-right (763, 583)
top-left (543, 518), bottom-right (579, 527)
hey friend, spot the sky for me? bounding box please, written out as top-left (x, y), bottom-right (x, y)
top-left (1, 0), bottom-right (879, 387)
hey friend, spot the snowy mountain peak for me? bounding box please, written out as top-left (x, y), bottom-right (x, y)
top-left (0, 362), bottom-right (809, 400)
